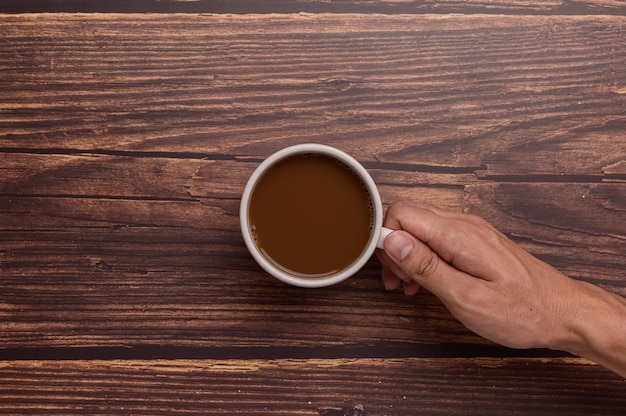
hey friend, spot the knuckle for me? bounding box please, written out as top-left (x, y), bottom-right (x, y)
top-left (386, 201), bottom-right (411, 219)
top-left (411, 249), bottom-right (440, 280)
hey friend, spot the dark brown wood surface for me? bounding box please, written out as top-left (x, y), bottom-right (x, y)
top-left (1, 1), bottom-right (625, 414)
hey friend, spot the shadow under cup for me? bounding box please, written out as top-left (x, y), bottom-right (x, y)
top-left (240, 144), bottom-right (386, 288)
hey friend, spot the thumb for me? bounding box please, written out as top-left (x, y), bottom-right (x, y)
top-left (384, 230), bottom-right (466, 299)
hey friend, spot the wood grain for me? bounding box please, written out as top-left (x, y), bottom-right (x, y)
top-left (0, 358), bottom-right (624, 415)
top-left (1, 0), bottom-right (626, 14)
top-left (1, 7), bottom-right (625, 415)
top-left (1, 14), bottom-right (625, 352)
top-left (1, 14), bottom-right (624, 164)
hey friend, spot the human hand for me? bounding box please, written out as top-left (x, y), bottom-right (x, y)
top-left (376, 202), bottom-right (626, 377)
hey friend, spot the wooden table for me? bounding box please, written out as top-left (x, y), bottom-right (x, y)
top-left (1, 1), bottom-right (625, 414)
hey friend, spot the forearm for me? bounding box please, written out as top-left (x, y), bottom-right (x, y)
top-left (561, 281), bottom-right (626, 378)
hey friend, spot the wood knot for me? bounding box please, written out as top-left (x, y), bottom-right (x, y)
top-left (318, 403), bottom-right (365, 416)
top-left (95, 260), bottom-right (113, 271)
top-left (320, 78), bottom-right (354, 92)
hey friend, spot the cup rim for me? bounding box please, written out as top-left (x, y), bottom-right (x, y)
top-left (240, 143), bottom-right (384, 288)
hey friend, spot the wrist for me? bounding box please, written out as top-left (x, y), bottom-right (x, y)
top-left (557, 280), bottom-right (626, 377)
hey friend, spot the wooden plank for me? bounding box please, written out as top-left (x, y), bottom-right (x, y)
top-left (0, 359), bottom-right (624, 415)
top-left (0, 182), bottom-right (622, 348)
top-left (1, 14), bottom-right (624, 170)
top-left (1, 0), bottom-right (625, 14)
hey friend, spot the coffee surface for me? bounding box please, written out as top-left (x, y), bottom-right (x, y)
top-left (248, 154), bottom-right (373, 278)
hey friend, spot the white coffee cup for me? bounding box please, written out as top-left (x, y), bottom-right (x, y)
top-left (240, 143), bottom-right (392, 288)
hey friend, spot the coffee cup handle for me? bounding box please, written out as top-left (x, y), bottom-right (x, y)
top-left (376, 227), bottom-right (394, 250)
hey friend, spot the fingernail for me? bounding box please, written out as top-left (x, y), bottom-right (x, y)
top-left (403, 281), bottom-right (420, 296)
top-left (386, 231), bottom-right (414, 262)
